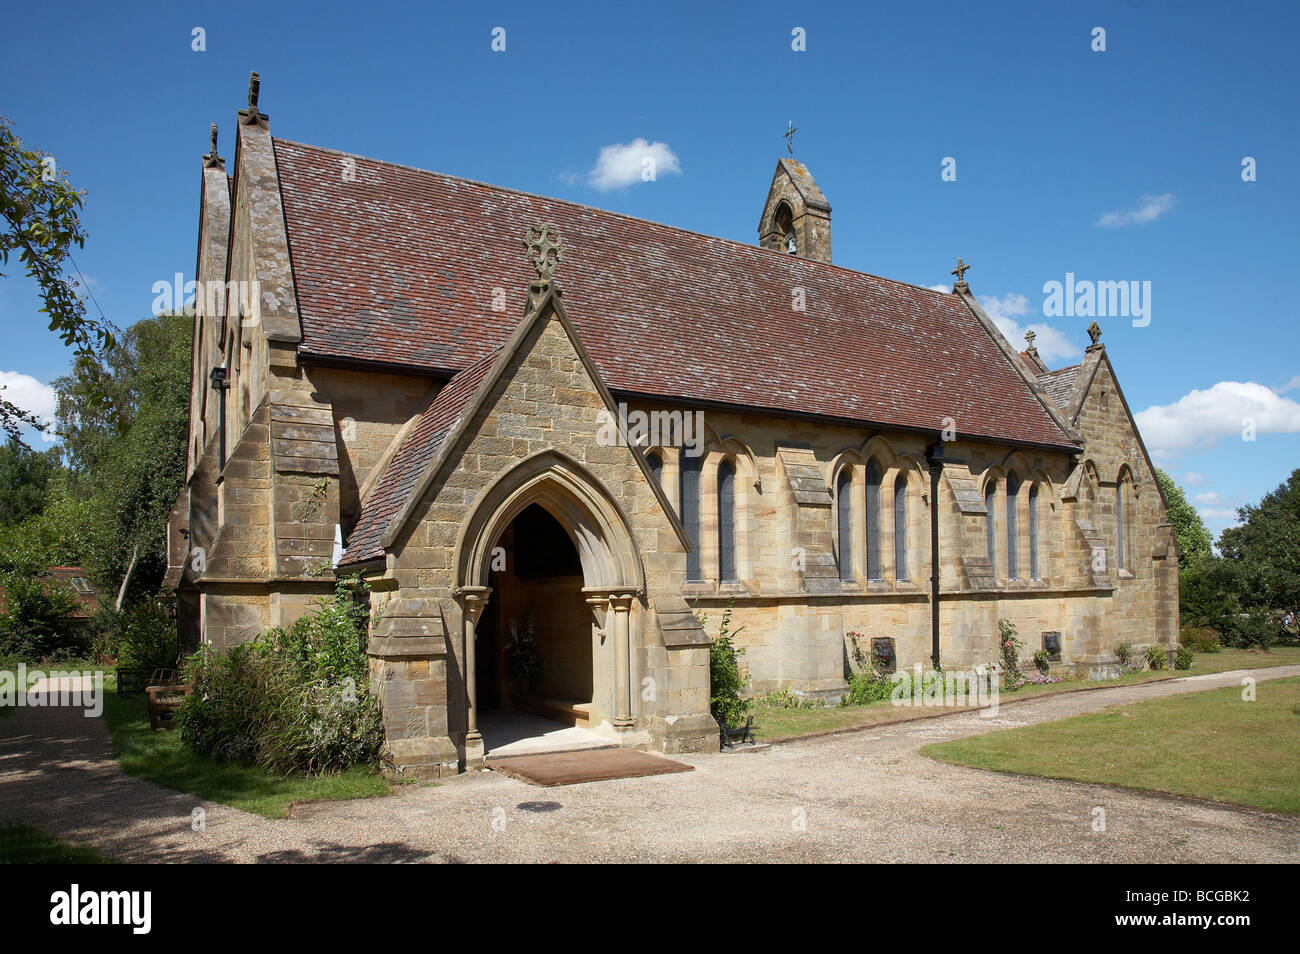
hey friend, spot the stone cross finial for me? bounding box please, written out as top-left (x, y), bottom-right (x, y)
top-left (1088, 321), bottom-right (1102, 345)
top-left (523, 224), bottom-right (563, 283)
top-left (204, 123), bottom-right (222, 168)
top-left (242, 71), bottom-right (265, 126)
top-left (1024, 329), bottom-right (1036, 347)
top-left (951, 257), bottom-right (971, 286)
top-left (785, 121), bottom-right (797, 158)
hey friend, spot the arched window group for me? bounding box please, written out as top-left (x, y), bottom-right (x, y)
top-left (834, 455), bottom-right (918, 585)
top-left (986, 470), bottom-right (1049, 583)
top-left (668, 445), bottom-right (749, 585)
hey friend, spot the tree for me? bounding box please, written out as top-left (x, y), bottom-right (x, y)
top-left (53, 313), bottom-right (191, 601)
top-left (0, 477), bottom-right (96, 575)
top-left (0, 115), bottom-right (114, 443)
top-left (0, 438), bottom-right (62, 526)
top-left (1217, 469), bottom-right (1300, 622)
top-left (1154, 469), bottom-right (1212, 569)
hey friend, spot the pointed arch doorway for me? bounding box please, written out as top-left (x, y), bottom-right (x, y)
top-left (476, 503), bottom-right (592, 721)
top-left (453, 451), bottom-right (646, 764)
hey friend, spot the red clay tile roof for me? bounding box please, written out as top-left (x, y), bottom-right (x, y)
top-left (339, 347), bottom-right (501, 566)
top-left (273, 139), bottom-right (1075, 451)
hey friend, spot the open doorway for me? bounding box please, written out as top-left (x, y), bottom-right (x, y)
top-left (478, 503), bottom-right (593, 728)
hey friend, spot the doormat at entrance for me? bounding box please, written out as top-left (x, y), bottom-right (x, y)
top-left (486, 748), bottom-right (694, 786)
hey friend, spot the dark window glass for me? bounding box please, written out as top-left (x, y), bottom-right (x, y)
top-left (1029, 485), bottom-right (1040, 580)
top-left (836, 468), bottom-right (853, 582)
top-left (646, 451), bottom-right (663, 489)
top-left (894, 474), bottom-right (908, 581)
top-left (718, 459), bottom-right (737, 582)
top-left (681, 452), bottom-right (702, 580)
top-left (985, 480), bottom-right (998, 577)
top-left (866, 459), bottom-right (882, 581)
top-left (1007, 474), bottom-right (1020, 580)
top-left (1116, 481), bottom-right (1126, 571)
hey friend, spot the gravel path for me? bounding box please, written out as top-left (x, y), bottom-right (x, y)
top-left (2, 666), bottom-right (1297, 863)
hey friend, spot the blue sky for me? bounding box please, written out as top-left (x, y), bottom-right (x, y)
top-left (2, 0), bottom-right (1296, 537)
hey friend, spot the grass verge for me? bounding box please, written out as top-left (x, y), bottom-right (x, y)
top-left (920, 675), bottom-right (1300, 813)
top-left (0, 824), bottom-right (118, 864)
top-left (102, 689), bottom-right (391, 819)
top-left (749, 645), bottom-right (1300, 743)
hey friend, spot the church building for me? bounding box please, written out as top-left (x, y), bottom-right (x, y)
top-left (166, 77), bottom-right (1179, 777)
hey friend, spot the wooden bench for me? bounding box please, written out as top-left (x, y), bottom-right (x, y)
top-left (144, 659), bottom-right (192, 731)
top-left (145, 683), bottom-right (192, 731)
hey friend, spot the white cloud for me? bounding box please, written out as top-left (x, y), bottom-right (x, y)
top-left (1096, 193), bottom-right (1176, 228)
top-left (978, 293), bottom-right (1082, 364)
top-left (587, 139), bottom-right (682, 191)
top-left (1135, 381), bottom-right (1300, 459)
top-left (0, 370), bottom-right (58, 442)
top-left (1182, 471), bottom-right (1207, 486)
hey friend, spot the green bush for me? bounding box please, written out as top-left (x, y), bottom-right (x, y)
top-left (1174, 646), bottom-right (1193, 670)
top-left (843, 668), bottom-right (893, 706)
top-left (998, 620), bottom-right (1023, 684)
top-left (1180, 625), bottom-right (1221, 654)
top-left (0, 570), bottom-right (82, 659)
top-left (1222, 607), bottom-right (1276, 650)
top-left (1145, 645), bottom-right (1168, 671)
top-left (758, 687), bottom-right (810, 709)
top-left (176, 578), bottom-right (383, 775)
top-left (116, 602), bottom-right (179, 673)
top-left (1032, 649), bottom-right (1050, 674)
top-left (1114, 641), bottom-right (1134, 666)
top-left (702, 601), bottom-right (750, 729)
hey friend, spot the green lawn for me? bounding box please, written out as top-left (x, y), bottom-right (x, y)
top-left (102, 689), bottom-right (391, 819)
top-left (749, 645), bottom-right (1300, 743)
top-left (0, 824), bottom-right (118, 864)
top-left (921, 675), bottom-right (1300, 813)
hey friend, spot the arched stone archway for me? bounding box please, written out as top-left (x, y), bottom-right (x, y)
top-left (451, 450), bottom-right (646, 763)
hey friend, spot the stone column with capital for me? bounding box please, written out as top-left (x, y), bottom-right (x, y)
top-left (454, 585), bottom-right (491, 767)
top-left (608, 588), bottom-right (639, 728)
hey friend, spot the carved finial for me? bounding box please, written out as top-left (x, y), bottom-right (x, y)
top-left (951, 257), bottom-right (970, 288)
top-left (522, 224), bottom-right (563, 283)
top-left (242, 71), bottom-right (266, 126)
top-left (784, 121), bottom-right (797, 158)
top-left (1024, 329), bottom-right (1038, 353)
top-left (1087, 321), bottom-right (1102, 346)
top-left (204, 123), bottom-right (222, 168)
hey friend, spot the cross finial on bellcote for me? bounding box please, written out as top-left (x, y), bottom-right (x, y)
top-left (1088, 321), bottom-right (1103, 346)
top-left (784, 121), bottom-right (797, 158)
top-left (951, 257), bottom-right (971, 289)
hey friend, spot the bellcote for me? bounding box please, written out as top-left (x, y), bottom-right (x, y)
top-left (757, 157), bottom-right (832, 263)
